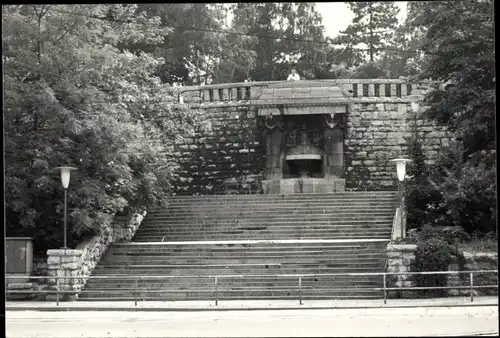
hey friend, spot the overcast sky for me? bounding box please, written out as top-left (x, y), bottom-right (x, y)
top-left (315, 2), bottom-right (408, 38)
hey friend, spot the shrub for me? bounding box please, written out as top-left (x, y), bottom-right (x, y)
top-left (410, 230), bottom-right (467, 298)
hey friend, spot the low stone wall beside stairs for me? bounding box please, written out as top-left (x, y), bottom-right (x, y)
top-left (447, 252), bottom-right (498, 297)
top-left (77, 211), bottom-right (147, 289)
top-left (386, 243), bottom-right (417, 298)
top-left (386, 243), bottom-right (498, 298)
top-left (45, 211), bottom-right (146, 301)
top-left (46, 249), bottom-right (81, 301)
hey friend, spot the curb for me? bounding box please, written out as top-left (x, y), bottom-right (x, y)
top-left (6, 302), bottom-right (498, 312)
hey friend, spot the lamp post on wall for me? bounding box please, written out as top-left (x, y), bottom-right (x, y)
top-left (55, 166), bottom-right (77, 249)
top-left (411, 101), bottom-right (420, 113)
top-left (389, 158), bottom-right (412, 239)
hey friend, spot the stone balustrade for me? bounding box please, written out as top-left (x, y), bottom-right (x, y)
top-left (179, 79), bottom-right (434, 107)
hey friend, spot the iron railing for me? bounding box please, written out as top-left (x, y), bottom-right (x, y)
top-left (6, 270), bottom-right (498, 306)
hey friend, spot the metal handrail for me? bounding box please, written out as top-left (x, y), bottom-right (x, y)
top-left (7, 270), bottom-right (498, 307)
top-left (7, 270), bottom-right (497, 280)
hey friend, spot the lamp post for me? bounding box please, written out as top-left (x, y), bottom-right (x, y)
top-left (55, 166), bottom-right (77, 249)
top-left (389, 158), bottom-right (412, 239)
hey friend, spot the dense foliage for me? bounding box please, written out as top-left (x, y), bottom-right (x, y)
top-left (404, 0), bottom-right (496, 235)
top-left (3, 5), bottom-right (197, 252)
top-left (404, 118), bottom-right (444, 230)
top-left (408, 226), bottom-right (467, 297)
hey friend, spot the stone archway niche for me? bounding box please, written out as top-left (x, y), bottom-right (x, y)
top-left (259, 109), bottom-right (346, 194)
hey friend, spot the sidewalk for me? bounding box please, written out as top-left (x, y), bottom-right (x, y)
top-left (6, 296), bottom-right (498, 312)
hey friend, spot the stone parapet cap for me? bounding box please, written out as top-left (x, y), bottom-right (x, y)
top-left (47, 249), bottom-right (82, 256)
top-left (463, 251), bottom-right (498, 259)
top-left (387, 243), bottom-right (417, 251)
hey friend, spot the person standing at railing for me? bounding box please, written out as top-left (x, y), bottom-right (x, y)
top-left (287, 68), bottom-right (300, 81)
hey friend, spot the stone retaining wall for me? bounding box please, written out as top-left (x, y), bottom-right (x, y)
top-left (344, 100), bottom-right (452, 191)
top-left (386, 244), bottom-right (498, 298)
top-left (76, 211), bottom-right (146, 290)
top-left (45, 211), bottom-right (146, 301)
top-left (386, 243), bottom-right (417, 298)
top-left (447, 252), bottom-right (498, 296)
top-left (171, 82), bottom-right (452, 195)
top-left (173, 107), bottom-right (263, 195)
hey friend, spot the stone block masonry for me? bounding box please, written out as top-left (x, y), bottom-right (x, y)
top-left (46, 249), bottom-right (81, 301)
top-left (386, 244), bottom-right (417, 298)
top-left (45, 211), bottom-right (146, 301)
top-left (173, 80), bottom-right (453, 194)
top-left (386, 244), bottom-right (497, 298)
top-left (447, 252), bottom-right (498, 297)
top-left (173, 107), bottom-right (264, 195)
top-left (344, 100), bottom-right (452, 191)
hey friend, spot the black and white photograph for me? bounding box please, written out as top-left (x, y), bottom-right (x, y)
top-left (4, 2), bottom-right (497, 337)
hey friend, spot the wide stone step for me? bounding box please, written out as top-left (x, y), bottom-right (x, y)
top-left (85, 274), bottom-right (383, 282)
top-left (132, 235), bottom-right (390, 242)
top-left (159, 192), bottom-right (397, 201)
top-left (108, 245), bottom-right (389, 255)
top-left (158, 205), bottom-right (396, 214)
top-left (90, 267), bottom-right (384, 276)
top-left (145, 216), bottom-right (394, 224)
top-left (97, 259), bottom-right (385, 268)
top-left (82, 283), bottom-right (383, 292)
top-left (132, 234), bottom-right (390, 240)
top-left (138, 227), bottom-right (391, 232)
top-left (136, 227), bottom-right (392, 234)
top-left (109, 243), bottom-right (389, 253)
top-left (159, 199), bottom-right (397, 206)
top-left (141, 219), bottom-right (394, 227)
top-left (135, 228), bottom-right (391, 235)
top-left (108, 252), bottom-right (387, 260)
top-left (163, 199), bottom-right (396, 206)
top-left (138, 223), bottom-right (393, 230)
top-left (166, 192), bottom-right (396, 198)
top-left (132, 237), bottom-right (390, 243)
top-left (158, 195), bottom-right (397, 205)
top-left (103, 258), bottom-right (386, 265)
top-left (79, 291), bottom-right (383, 301)
top-left (83, 280), bottom-right (384, 291)
top-left (144, 213), bottom-right (395, 220)
top-left (107, 254), bottom-right (387, 261)
top-left (161, 203), bottom-right (397, 211)
top-left (136, 226), bottom-right (393, 231)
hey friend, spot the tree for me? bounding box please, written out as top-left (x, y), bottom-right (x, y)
top-left (337, 2), bottom-right (400, 63)
top-left (3, 5), bottom-right (197, 253)
top-left (409, 0), bottom-right (496, 235)
top-left (133, 4), bottom-right (230, 85)
top-left (225, 3), bottom-right (327, 81)
top-left (404, 113), bottom-right (444, 230)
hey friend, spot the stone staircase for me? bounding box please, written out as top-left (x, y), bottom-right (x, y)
top-left (80, 192), bottom-right (397, 301)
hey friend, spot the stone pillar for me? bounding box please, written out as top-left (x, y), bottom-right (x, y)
top-left (386, 244), bottom-right (417, 298)
top-left (323, 114), bottom-right (344, 179)
top-left (263, 116), bottom-right (284, 180)
top-left (46, 249), bottom-right (82, 301)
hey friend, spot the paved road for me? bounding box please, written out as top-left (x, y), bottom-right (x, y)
top-left (6, 306), bottom-right (499, 337)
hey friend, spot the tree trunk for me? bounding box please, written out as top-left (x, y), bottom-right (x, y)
top-left (369, 10), bottom-right (374, 61)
